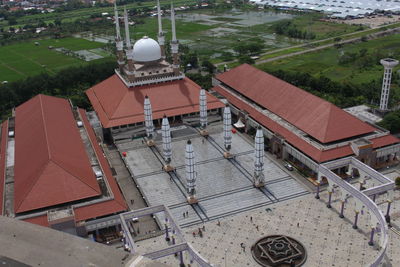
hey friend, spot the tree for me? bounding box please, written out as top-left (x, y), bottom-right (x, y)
top-left (238, 55), bottom-right (255, 64)
top-left (201, 60), bottom-right (216, 74)
top-left (8, 17), bottom-right (17, 26)
top-left (54, 18), bottom-right (62, 27)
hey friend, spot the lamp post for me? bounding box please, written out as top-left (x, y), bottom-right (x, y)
top-left (224, 248), bottom-right (227, 267)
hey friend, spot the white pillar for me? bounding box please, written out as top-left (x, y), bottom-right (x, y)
top-left (170, 2), bottom-right (180, 75)
top-left (199, 89), bottom-right (208, 135)
top-left (185, 140), bottom-right (198, 204)
top-left (254, 126), bottom-right (265, 187)
top-left (157, 0), bottom-right (165, 58)
top-left (144, 96), bottom-right (155, 145)
top-left (223, 105), bottom-right (232, 158)
top-left (162, 115), bottom-right (173, 171)
top-left (379, 58), bottom-right (399, 111)
top-left (114, 3), bottom-right (124, 70)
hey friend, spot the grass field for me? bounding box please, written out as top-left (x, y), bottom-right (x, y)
top-left (259, 34), bottom-right (400, 84)
top-left (0, 37), bottom-right (109, 82)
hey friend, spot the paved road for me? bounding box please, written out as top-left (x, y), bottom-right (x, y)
top-left (214, 23), bottom-right (400, 67)
top-left (255, 27), bottom-right (400, 65)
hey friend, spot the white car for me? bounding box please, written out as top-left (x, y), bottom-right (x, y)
top-left (284, 163), bottom-right (294, 171)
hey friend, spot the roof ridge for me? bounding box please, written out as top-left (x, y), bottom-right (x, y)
top-left (38, 95), bottom-right (52, 160)
top-left (51, 159), bottom-right (100, 194)
top-left (15, 159), bottom-right (51, 213)
top-left (109, 76), bottom-right (128, 119)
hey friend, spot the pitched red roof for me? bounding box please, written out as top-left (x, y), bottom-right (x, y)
top-left (74, 109), bottom-right (127, 221)
top-left (212, 84), bottom-right (350, 162)
top-left (216, 64), bottom-right (376, 143)
top-left (86, 75), bottom-right (225, 128)
top-left (22, 109), bottom-right (128, 226)
top-left (14, 95), bottom-right (101, 213)
top-left (0, 122), bottom-right (8, 215)
top-left (371, 135), bottom-right (400, 149)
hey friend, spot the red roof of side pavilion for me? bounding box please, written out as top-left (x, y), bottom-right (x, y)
top-left (216, 64), bottom-right (376, 143)
top-left (86, 75), bottom-right (225, 128)
top-left (22, 109), bottom-right (128, 227)
top-left (0, 122), bottom-right (8, 215)
top-left (212, 84), bottom-right (399, 163)
top-left (14, 95), bottom-right (101, 214)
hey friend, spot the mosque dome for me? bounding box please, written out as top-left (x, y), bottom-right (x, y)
top-left (132, 36), bottom-right (161, 62)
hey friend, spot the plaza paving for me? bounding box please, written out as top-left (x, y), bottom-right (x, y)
top-left (135, 190), bottom-right (400, 267)
top-left (116, 124), bottom-right (308, 228)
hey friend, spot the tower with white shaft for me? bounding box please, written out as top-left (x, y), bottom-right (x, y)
top-left (144, 96), bottom-right (155, 146)
top-left (379, 58), bottom-right (399, 111)
top-left (254, 126), bottom-right (265, 188)
top-left (185, 140), bottom-right (198, 204)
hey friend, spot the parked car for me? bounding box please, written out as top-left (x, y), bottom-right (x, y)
top-left (284, 163), bottom-right (294, 171)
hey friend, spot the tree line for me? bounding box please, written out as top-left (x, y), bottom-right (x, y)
top-left (0, 60), bottom-right (116, 120)
top-left (272, 20), bottom-right (316, 40)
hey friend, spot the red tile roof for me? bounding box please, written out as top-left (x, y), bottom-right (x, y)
top-left (216, 64), bottom-right (375, 143)
top-left (75, 109), bottom-right (127, 221)
top-left (14, 95), bottom-right (101, 213)
top-left (213, 84), bottom-right (399, 163)
top-left (21, 109), bottom-right (128, 227)
top-left (371, 135), bottom-right (400, 149)
top-left (0, 122), bottom-right (8, 215)
top-left (86, 75), bottom-right (225, 128)
top-left (212, 84), bottom-right (351, 162)
top-left (24, 215), bottom-right (49, 227)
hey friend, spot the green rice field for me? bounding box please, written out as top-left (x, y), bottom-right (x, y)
top-left (0, 37), bottom-right (109, 82)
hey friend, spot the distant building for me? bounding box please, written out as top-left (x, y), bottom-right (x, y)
top-left (0, 95), bottom-right (127, 234)
top-left (212, 64), bottom-right (400, 179)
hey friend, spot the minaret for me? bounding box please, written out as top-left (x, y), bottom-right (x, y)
top-left (124, 7), bottom-right (135, 82)
top-left (223, 105), bottom-right (232, 158)
top-left (185, 140), bottom-right (198, 204)
top-left (170, 3), bottom-right (180, 75)
top-left (144, 96), bottom-right (155, 146)
top-left (114, 2), bottom-right (125, 73)
top-left (379, 58), bottom-right (399, 111)
top-left (157, 0), bottom-right (165, 58)
top-left (199, 88), bottom-right (208, 136)
top-left (162, 115), bottom-right (174, 172)
top-left (254, 126), bottom-right (265, 188)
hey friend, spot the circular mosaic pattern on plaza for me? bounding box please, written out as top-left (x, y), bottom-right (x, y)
top-left (251, 235), bottom-right (307, 267)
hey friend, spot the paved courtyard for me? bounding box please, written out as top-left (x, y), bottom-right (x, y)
top-left (135, 190), bottom-right (400, 267)
top-left (116, 123), bottom-right (308, 228)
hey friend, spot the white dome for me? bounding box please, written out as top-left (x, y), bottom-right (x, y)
top-left (133, 36), bottom-right (161, 62)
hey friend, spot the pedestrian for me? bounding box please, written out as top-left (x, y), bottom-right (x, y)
top-left (130, 199), bottom-right (134, 204)
top-left (183, 212), bottom-right (186, 218)
top-left (202, 225), bottom-right (205, 231)
top-left (297, 222), bottom-right (299, 227)
top-left (192, 231), bottom-right (196, 237)
top-left (256, 225), bottom-right (259, 231)
top-left (186, 211), bottom-right (189, 217)
top-left (202, 138), bottom-right (205, 144)
top-left (250, 216), bottom-right (253, 222)
top-left (217, 220), bottom-right (221, 226)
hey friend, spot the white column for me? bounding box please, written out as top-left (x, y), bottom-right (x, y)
top-left (124, 7), bottom-right (132, 49)
top-left (157, 0), bottom-right (165, 57)
top-left (379, 59), bottom-right (399, 111)
top-left (162, 116), bottom-right (173, 170)
top-left (144, 96), bottom-right (154, 144)
top-left (254, 126), bottom-right (265, 187)
top-left (185, 140), bottom-right (197, 203)
top-left (199, 89), bottom-right (207, 129)
top-left (223, 105), bottom-right (232, 154)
